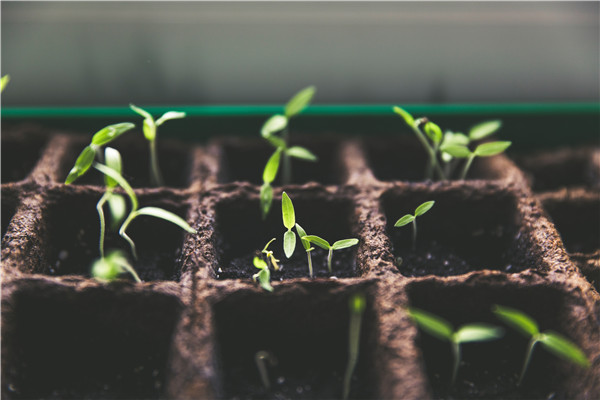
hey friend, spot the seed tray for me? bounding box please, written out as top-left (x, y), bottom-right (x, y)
top-left (1, 125), bottom-right (599, 399)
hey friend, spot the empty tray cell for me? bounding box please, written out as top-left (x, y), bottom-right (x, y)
top-left (216, 138), bottom-right (344, 185)
top-left (365, 136), bottom-right (507, 183)
top-left (212, 285), bottom-right (377, 399)
top-left (2, 283), bottom-right (181, 399)
top-left (213, 193), bottom-right (359, 280)
top-left (63, 136), bottom-right (192, 188)
top-left (40, 189), bottom-right (191, 281)
top-left (407, 280), bottom-right (591, 399)
top-left (1, 192), bottom-right (17, 243)
top-left (514, 147), bottom-right (600, 192)
top-left (381, 186), bottom-right (532, 277)
top-left (1, 130), bottom-right (48, 183)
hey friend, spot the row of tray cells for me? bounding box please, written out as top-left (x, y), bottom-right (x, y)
top-left (2, 129), bottom-right (598, 189)
top-left (1, 279), bottom-right (592, 399)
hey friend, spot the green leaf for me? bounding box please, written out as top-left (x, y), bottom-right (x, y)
top-left (286, 146), bottom-right (317, 162)
top-left (393, 106), bottom-right (415, 126)
top-left (130, 103), bottom-right (153, 120)
top-left (539, 332), bottom-right (589, 368)
top-left (261, 114), bottom-right (288, 138)
top-left (394, 214), bottom-right (415, 227)
top-left (65, 145), bottom-right (96, 184)
top-left (260, 183), bottom-right (273, 219)
top-left (303, 235), bottom-right (330, 250)
top-left (156, 111), bottom-right (186, 126)
top-left (443, 131), bottom-right (470, 147)
top-left (283, 230), bottom-right (296, 258)
top-left (255, 268), bottom-right (273, 292)
top-left (1, 74), bottom-right (10, 92)
top-left (407, 308), bottom-right (453, 341)
top-left (441, 144), bottom-right (472, 158)
top-left (91, 255), bottom-right (121, 282)
top-left (285, 86), bottom-right (316, 118)
top-left (134, 207), bottom-right (197, 234)
top-left (493, 305), bottom-right (539, 337)
top-left (265, 135), bottom-right (286, 149)
top-left (295, 223), bottom-right (311, 250)
top-left (142, 118), bottom-right (156, 141)
top-left (93, 162), bottom-right (138, 211)
top-left (91, 122), bottom-right (135, 146)
top-left (474, 141), bottom-right (512, 157)
top-left (469, 120), bottom-right (502, 141)
top-left (414, 201), bottom-right (435, 217)
top-left (104, 147), bottom-right (122, 189)
top-left (454, 324), bottom-right (504, 343)
top-left (107, 193), bottom-right (127, 228)
top-left (263, 148), bottom-right (282, 183)
top-left (424, 122), bottom-right (443, 144)
top-left (332, 238), bottom-right (359, 250)
top-left (295, 223), bottom-right (307, 238)
top-left (350, 293), bottom-right (366, 314)
top-left (253, 256), bottom-right (268, 269)
top-left (281, 192), bottom-right (295, 230)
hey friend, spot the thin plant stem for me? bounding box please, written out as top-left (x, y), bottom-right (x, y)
top-left (410, 124), bottom-right (446, 180)
top-left (342, 302), bottom-right (364, 400)
top-left (149, 139), bottom-right (164, 187)
top-left (412, 219), bottom-right (417, 252)
top-left (120, 262), bottom-right (142, 283)
top-left (255, 351), bottom-right (276, 390)
top-left (96, 192), bottom-right (110, 258)
top-left (307, 250), bottom-right (314, 278)
top-left (327, 248), bottom-right (333, 273)
top-left (460, 154), bottom-right (476, 180)
top-left (282, 127), bottom-right (292, 185)
top-left (119, 212), bottom-right (139, 260)
top-left (518, 337), bottom-right (539, 386)
top-left (451, 340), bottom-right (461, 384)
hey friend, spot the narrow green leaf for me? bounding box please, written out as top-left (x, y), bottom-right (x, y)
top-left (303, 235), bottom-right (330, 250)
top-left (394, 214), bottom-right (415, 227)
top-left (407, 308), bottom-right (453, 341)
top-left (283, 230), bottom-right (296, 258)
top-left (265, 135), bottom-right (286, 149)
top-left (104, 147), bottom-right (122, 189)
top-left (91, 122), bottom-right (135, 146)
top-left (253, 256), bottom-right (268, 269)
top-left (156, 111), bottom-right (186, 126)
top-left (142, 118), bottom-right (156, 141)
top-left (441, 144), bottom-right (472, 158)
top-left (93, 162), bottom-right (138, 211)
top-left (134, 207), bottom-right (197, 233)
top-left (260, 183), bottom-right (273, 219)
top-left (256, 268), bottom-right (273, 292)
top-left (332, 238), bottom-right (359, 250)
top-left (350, 293), bottom-right (366, 314)
top-left (493, 305), bottom-right (539, 337)
top-left (474, 141), bottom-right (512, 157)
top-left (281, 192), bottom-right (295, 230)
top-left (414, 201), bottom-right (435, 217)
top-left (424, 122), bottom-right (443, 144)
top-left (263, 148), bottom-right (282, 183)
top-left (443, 131), bottom-right (470, 147)
top-left (107, 193), bottom-right (127, 228)
top-left (295, 223), bottom-right (311, 250)
top-left (454, 324), bottom-right (504, 343)
top-left (285, 86), bottom-right (316, 118)
top-left (469, 120), bottom-right (502, 141)
top-left (0, 74), bottom-right (10, 92)
top-left (65, 145), bottom-right (96, 184)
top-left (393, 106), bottom-right (415, 126)
top-left (539, 332), bottom-right (589, 367)
top-left (130, 103), bottom-right (153, 120)
top-left (286, 146), bottom-right (317, 162)
top-left (261, 114), bottom-right (288, 138)
top-left (295, 223), bottom-right (307, 238)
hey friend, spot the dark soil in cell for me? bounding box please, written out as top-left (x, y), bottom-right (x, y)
top-left (2, 283), bottom-right (181, 399)
top-left (1, 192), bottom-right (17, 241)
top-left (216, 138), bottom-right (344, 185)
top-left (1, 131), bottom-right (48, 183)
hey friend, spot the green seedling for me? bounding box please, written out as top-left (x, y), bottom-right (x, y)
top-left (302, 235), bottom-right (359, 273)
top-left (295, 223), bottom-right (315, 278)
top-left (407, 307), bottom-right (504, 384)
top-left (255, 350), bottom-right (277, 390)
top-left (130, 104), bottom-right (186, 187)
top-left (441, 140), bottom-right (511, 180)
top-left (342, 292), bottom-right (366, 400)
top-left (261, 238), bottom-right (280, 271)
top-left (1, 74), bottom-right (10, 92)
top-left (281, 192), bottom-right (297, 258)
top-left (252, 256), bottom-right (273, 292)
top-left (493, 305), bottom-right (589, 385)
top-left (260, 86), bottom-right (317, 218)
top-left (91, 249), bottom-right (141, 283)
top-left (394, 201), bottom-right (435, 251)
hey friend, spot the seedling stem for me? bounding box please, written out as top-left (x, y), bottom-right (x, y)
top-left (343, 293), bottom-right (366, 400)
top-left (255, 350), bottom-right (277, 390)
top-left (394, 201), bottom-right (435, 251)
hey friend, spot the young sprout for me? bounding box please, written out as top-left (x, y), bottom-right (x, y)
top-left (255, 350), bottom-right (278, 390)
top-left (1, 74), bottom-right (10, 92)
top-left (441, 140), bottom-right (512, 180)
top-left (260, 148), bottom-right (282, 219)
top-left (407, 307), bottom-right (504, 384)
top-left (493, 305), bottom-right (589, 386)
top-left (130, 104), bottom-right (186, 187)
top-left (252, 256), bottom-right (273, 292)
top-left (281, 192), bottom-right (297, 258)
top-left (394, 201), bottom-right (435, 251)
top-left (302, 235), bottom-right (359, 273)
top-left (91, 249), bottom-right (141, 283)
top-left (296, 223), bottom-right (315, 278)
top-left (342, 292), bottom-right (366, 400)
top-left (261, 238), bottom-right (280, 271)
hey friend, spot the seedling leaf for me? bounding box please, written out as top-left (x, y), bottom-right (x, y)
top-left (474, 141), bottom-right (511, 157)
top-left (455, 324), bottom-right (504, 343)
top-left (281, 192), bottom-right (295, 230)
top-left (104, 147), bottom-right (122, 189)
top-left (393, 106), bottom-right (414, 126)
top-left (142, 118), bottom-right (156, 141)
top-left (65, 145), bottom-right (96, 184)
top-left (134, 207), bottom-right (197, 233)
top-left (107, 194), bottom-right (126, 228)
top-left (261, 114), bottom-right (288, 138)
top-left (441, 144), bottom-right (472, 158)
top-left (394, 214), bottom-right (415, 227)
top-left (130, 103), bottom-right (153, 120)
top-left (425, 122), bottom-right (443, 144)
top-left (443, 131), bottom-right (470, 147)
top-left (408, 308), bottom-right (453, 341)
top-left (304, 235), bottom-right (330, 250)
top-left (469, 120), bottom-right (502, 141)
top-left (91, 122), bottom-right (135, 146)
top-left (493, 305), bottom-right (539, 337)
top-left (253, 256), bottom-right (268, 269)
top-left (286, 146), bottom-right (317, 161)
top-left (93, 162), bottom-right (138, 211)
top-left (260, 183), bottom-right (273, 219)
top-left (285, 86), bottom-right (316, 118)
top-left (1, 75), bottom-right (10, 92)
top-left (283, 230), bottom-right (296, 258)
top-left (332, 238), bottom-right (359, 250)
top-left (415, 201), bottom-right (435, 217)
top-left (295, 223), bottom-right (307, 238)
top-left (295, 223), bottom-right (312, 250)
top-left (263, 148), bottom-right (282, 183)
top-left (539, 332), bottom-right (589, 367)
top-left (156, 111), bottom-right (186, 126)
top-left (265, 134), bottom-right (286, 149)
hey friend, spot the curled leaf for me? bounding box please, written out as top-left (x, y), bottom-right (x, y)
top-left (393, 106), bottom-right (415, 126)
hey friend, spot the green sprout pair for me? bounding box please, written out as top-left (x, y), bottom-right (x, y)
top-left (260, 86), bottom-right (317, 218)
top-left (252, 238), bottom-right (280, 292)
top-left (394, 107), bottom-right (511, 180)
top-left (394, 201), bottom-right (435, 251)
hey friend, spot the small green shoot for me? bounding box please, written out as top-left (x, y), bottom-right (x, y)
top-left (342, 292), bottom-right (366, 400)
top-left (261, 238), bottom-right (280, 271)
top-left (441, 141), bottom-right (511, 180)
top-left (130, 104), bottom-right (186, 187)
top-left (407, 307), bottom-right (504, 384)
top-left (260, 148), bottom-right (282, 219)
top-left (281, 192), bottom-right (296, 258)
top-left (302, 235), bottom-right (359, 273)
top-left (252, 256), bottom-right (273, 292)
top-left (91, 249), bottom-right (141, 283)
top-left (394, 201), bottom-right (435, 251)
top-left (493, 305), bottom-right (589, 385)
top-left (255, 350), bottom-right (277, 390)
top-left (295, 223), bottom-right (315, 278)
top-left (1, 74), bottom-right (10, 92)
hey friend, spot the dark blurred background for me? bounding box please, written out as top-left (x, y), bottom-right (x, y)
top-left (1, 1), bottom-right (599, 107)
